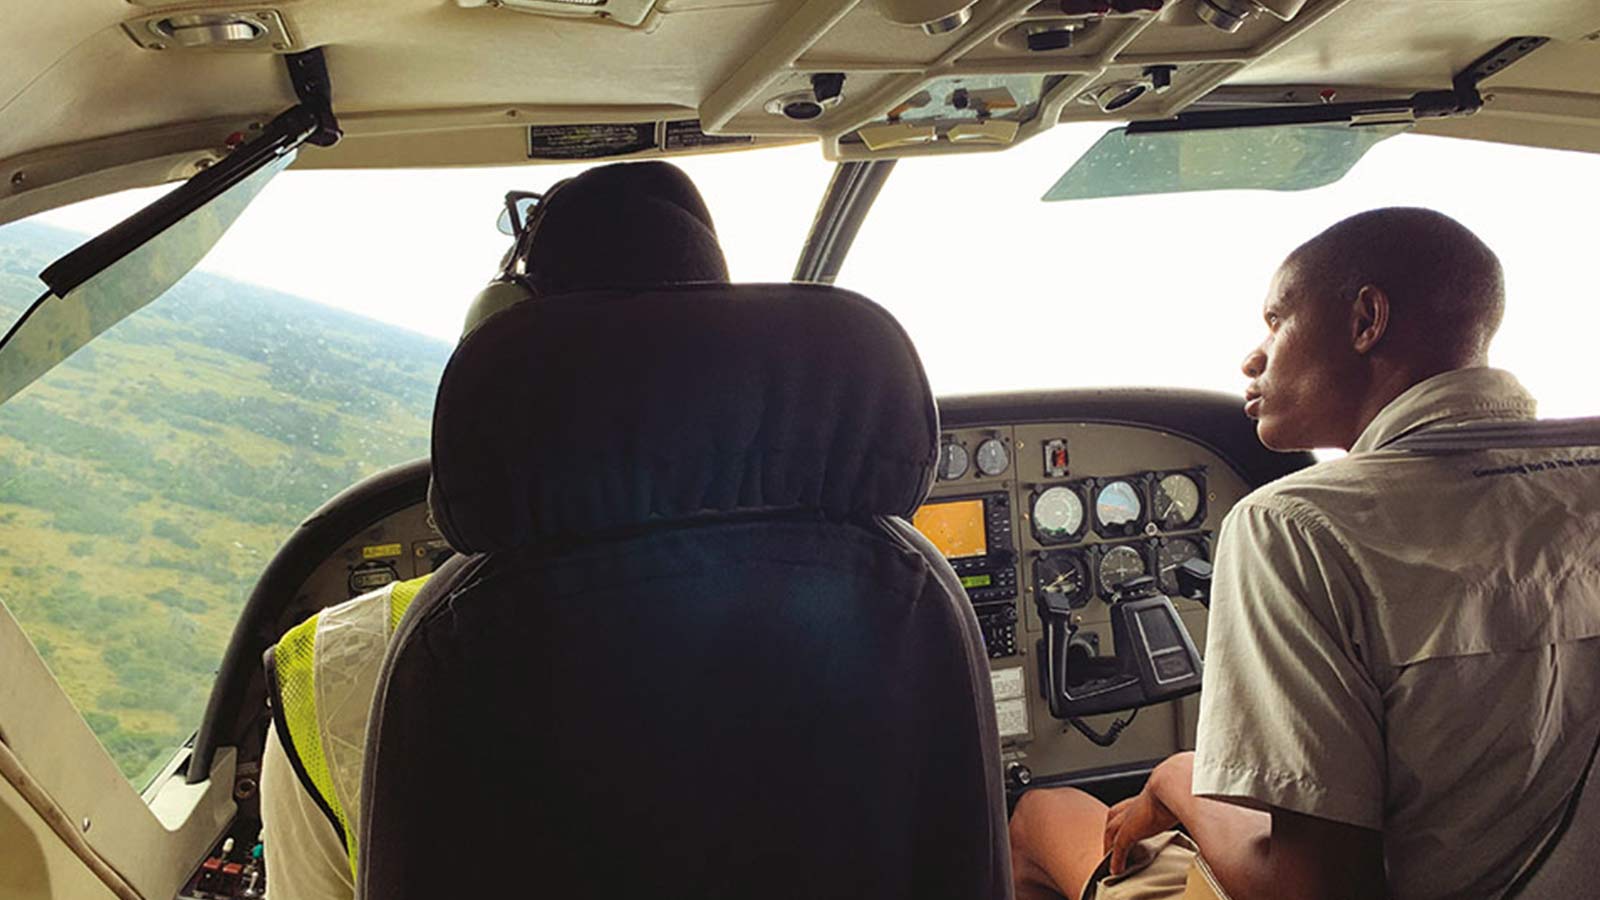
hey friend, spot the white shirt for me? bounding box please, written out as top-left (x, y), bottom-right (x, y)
top-left (1193, 368), bottom-right (1600, 899)
top-left (260, 585), bottom-right (400, 900)
top-left (262, 724), bottom-right (356, 900)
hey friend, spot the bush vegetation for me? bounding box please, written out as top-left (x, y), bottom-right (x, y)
top-left (0, 221), bottom-right (449, 782)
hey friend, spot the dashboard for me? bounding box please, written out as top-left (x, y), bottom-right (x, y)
top-left (179, 389), bottom-right (1307, 899)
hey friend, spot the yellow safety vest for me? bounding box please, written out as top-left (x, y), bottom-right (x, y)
top-left (266, 575), bottom-right (430, 878)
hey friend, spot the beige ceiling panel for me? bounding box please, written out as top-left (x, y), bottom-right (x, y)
top-left (1234, 0), bottom-right (1600, 89)
top-left (0, 1), bottom-right (131, 122)
top-left (1417, 86), bottom-right (1600, 154)
top-left (295, 4), bottom-right (778, 112)
top-left (0, 27), bottom-right (287, 164)
top-left (802, 4), bottom-right (973, 65)
top-left (1474, 37), bottom-right (1600, 94)
top-left (0, 116), bottom-right (257, 226)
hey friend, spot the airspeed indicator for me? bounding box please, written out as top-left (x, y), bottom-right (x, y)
top-left (1032, 486), bottom-right (1084, 543)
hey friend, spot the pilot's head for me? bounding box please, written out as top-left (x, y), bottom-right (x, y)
top-left (1241, 207), bottom-right (1505, 452)
top-left (463, 160), bottom-right (730, 335)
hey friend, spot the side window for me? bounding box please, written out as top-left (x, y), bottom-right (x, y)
top-left (0, 216), bottom-right (450, 787)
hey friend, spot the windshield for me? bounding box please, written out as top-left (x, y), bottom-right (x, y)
top-left (0, 147), bottom-right (832, 785)
top-left (2, 129), bottom-right (1598, 787)
top-left (839, 124), bottom-right (1600, 418)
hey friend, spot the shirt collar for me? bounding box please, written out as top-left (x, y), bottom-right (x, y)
top-left (1351, 367), bottom-right (1537, 454)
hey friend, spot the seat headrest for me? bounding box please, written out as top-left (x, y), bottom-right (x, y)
top-left (428, 284), bottom-right (939, 553)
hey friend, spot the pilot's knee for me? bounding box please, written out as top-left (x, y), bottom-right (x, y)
top-left (1012, 787), bottom-right (1106, 849)
top-left (1012, 787), bottom-right (1083, 846)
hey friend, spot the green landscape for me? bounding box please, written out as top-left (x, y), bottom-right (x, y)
top-left (0, 220), bottom-right (453, 785)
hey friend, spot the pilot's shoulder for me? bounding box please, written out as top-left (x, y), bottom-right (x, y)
top-left (1229, 453), bottom-right (1404, 534)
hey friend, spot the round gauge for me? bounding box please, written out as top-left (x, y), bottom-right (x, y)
top-left (1095, 480), bottom-right (1143, 528)
top-left (975, 438), bottom-right (1010, 476)
top-left (1035, 553), bottom-right (1090, 610)
top-left (1153, 473), bottom-right (1202, 530)
top-left (1098, 544), bottom-right (1148, 597)
top-left (938, 442), bottom-right (970, 481)
top-left (1158, 537), bottom-right (1207, 595)
top-left (1032, 486), bottom-right (1084, 542)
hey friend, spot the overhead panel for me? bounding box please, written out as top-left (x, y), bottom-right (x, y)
top-left (699, 0), bottom-right (1362, 159)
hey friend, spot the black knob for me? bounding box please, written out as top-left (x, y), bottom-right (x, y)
top-left (1025, 27), bottom-right (1075, 52)
top-left (1007, 763), bottom-right (1033, 788)
top-left (810, 72), bottom-right (846, 104)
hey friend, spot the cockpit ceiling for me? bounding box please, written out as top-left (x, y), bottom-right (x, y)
top-left (3, 0), bottom-right (1599, 212)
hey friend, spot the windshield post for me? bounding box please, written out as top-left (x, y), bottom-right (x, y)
top-left (793, 159), bottom-right (896, 284)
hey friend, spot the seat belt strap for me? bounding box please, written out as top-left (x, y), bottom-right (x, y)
top-left (1386, 417), bottom-right (1600, 453)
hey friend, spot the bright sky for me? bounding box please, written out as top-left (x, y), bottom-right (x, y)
top-left (29, 123), bottom-right (1600, 418)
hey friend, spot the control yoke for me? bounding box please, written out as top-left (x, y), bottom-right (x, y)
top-left (1035, 562), bottom-right (1209, 720)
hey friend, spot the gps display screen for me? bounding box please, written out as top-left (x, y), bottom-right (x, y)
top-left (912, 499), bottom-right (988, 560)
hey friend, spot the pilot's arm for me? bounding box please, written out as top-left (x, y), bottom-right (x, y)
top-left (261, 723), bottom-right (356, 900)
top-left (1185, 497), bottom-right (1387, 899)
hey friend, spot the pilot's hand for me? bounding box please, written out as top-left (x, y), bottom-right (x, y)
top-left (1103, 779), bottom-right (1179, 876)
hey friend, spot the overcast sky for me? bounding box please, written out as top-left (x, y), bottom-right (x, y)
top-left (29, 123), bottom-right (1600, 418)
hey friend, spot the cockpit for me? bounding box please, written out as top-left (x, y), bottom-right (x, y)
top-left (3, 2), bottom-right (1600, 898)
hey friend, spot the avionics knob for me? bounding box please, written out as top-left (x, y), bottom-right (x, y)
top-left (1007, 763), bottom-right (1033, 789)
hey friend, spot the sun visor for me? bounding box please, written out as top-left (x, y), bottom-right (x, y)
top-left (1043, 124), bottom-right (1404, 202)
top-left (0, 152), bottom-right (293, 407)
top-left (427, 284), bottom-right (939, 553)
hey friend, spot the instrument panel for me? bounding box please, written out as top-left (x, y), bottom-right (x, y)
top-left (198, 390), bottom-right (1304, 837)
top-left (915, 420), bottom-right (1253, 792)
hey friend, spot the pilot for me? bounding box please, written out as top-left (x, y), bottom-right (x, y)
top-left (258, 160), bottom-right (731, 900)
top-left (1008, 208), bottom-right (1600, 900)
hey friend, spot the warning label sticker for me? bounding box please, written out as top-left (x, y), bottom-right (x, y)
top-left (990, 666), bottom-right (1026, 701)
top-left (527, 123), bottom-right (657, 160)
top-left (995, 698), bottom-right (1030, 738)
top-left (662, 119), bottom-right (753, 151)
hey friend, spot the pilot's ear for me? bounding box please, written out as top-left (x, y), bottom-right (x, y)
top-left (1350, 284), bottom-right (1388, 355)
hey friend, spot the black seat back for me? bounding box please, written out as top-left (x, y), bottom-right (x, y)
top-left (358, 284), bottom-right (1011, 899)
top-left (1504, 727), bottom-right (1600, 897)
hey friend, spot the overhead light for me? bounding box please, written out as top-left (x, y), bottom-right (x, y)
top-left (122, 10), bottom-right (293, 52)
top-left (1192, 0), bottom-right (1308, 33)
top-left (874, 0), bottom-right (981, 36)
top-left (160, 16), bottom-right (264, 47)
top-left (1083, 80), bottom-right (1151, 112)
top-left (922, 8), bottom-right (973, 34)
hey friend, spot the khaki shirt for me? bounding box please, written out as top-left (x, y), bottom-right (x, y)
top-left (1193, 368), bottom-right (1600, 899)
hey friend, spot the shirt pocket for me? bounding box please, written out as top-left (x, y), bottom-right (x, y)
top-left (1377, 566), bottom-right (1600, 667)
